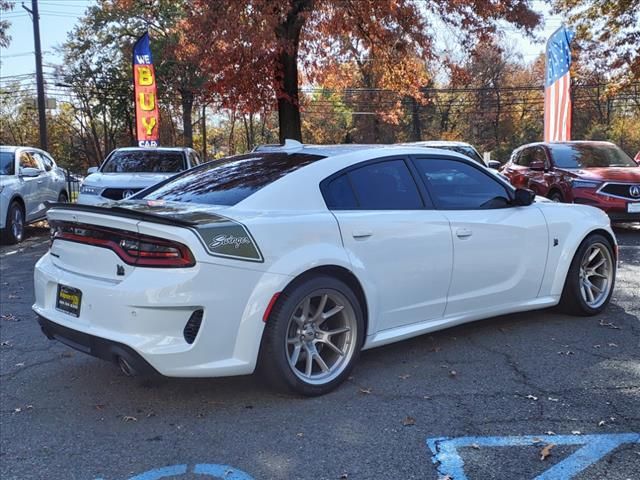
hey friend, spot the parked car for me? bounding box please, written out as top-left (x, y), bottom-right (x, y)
top-left (77, 147), bottom-right (201, 205)
top-left (0, 146), bottom-right (68, 244)
top-left (501, 141), bottom-right (640, 222)
top-left (35, 141), bottom-right (616, 396)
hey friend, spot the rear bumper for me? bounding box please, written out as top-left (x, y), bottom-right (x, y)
top-left (33, 251), bottom-right (290, 377)
top-left (38, 315), bottom-right (159, 375)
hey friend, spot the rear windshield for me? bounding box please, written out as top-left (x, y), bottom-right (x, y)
top-left (0, 151), bottom-right (15, 175)
top-left (142, 152), bottom-right (325, 206)
top-left (552, 144), bottom-right (637, 168)
top-left (435, 146), bottom-right (484, 165)
top-left (101, 150), bottom-right (185, 173)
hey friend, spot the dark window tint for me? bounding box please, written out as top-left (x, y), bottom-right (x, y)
top-left (515, 148), bottom-right (534, 167)
top-left (0, 151), bottom-right (15, 175)
top-left (324, 175), bottom-right (358, 209)
top-left (551, 144), bottom-right (637, 168)
top-left (347, 159), bottom-right (423, 210)
top-left (143, 152), bottom-right (325, 206)
top-left (415, 158), bottom-right (512, 210)
top-left (102, 150), bottom-right (185, 173)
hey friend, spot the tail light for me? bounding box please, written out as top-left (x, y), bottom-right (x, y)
top-left (50, 221), bottom-right (195, 268)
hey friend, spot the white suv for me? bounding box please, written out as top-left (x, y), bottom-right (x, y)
top-left (0, 146), bottom-right (68, 244)
top-left (77, 147), bottom-right (201, 205)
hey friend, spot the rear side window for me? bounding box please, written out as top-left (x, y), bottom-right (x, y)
top-left (323, 159), bottom-right (423, 210)
top-left (143, 152), bottom-right (325, 206)
top-left (102, 150), bottom-right (185, 173)
top-left (515, 148), bottom-right (533, 167)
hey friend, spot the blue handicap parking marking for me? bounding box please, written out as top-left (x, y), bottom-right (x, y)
top-left (426, 433), bottom-right (640, 480)
top-left (96, 463), bottom-right (255, 480)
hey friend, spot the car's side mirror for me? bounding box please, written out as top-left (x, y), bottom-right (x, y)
top-left (487, 160), bottom-right (502, 170)
top-left (513, 188), bottom-right (535, 206)
top-left (87, 166), bottom-right (98, 174)
top-left (19, 167), bottom-right (42, 177)
top-left (529, 160), bottom-right (546, 171)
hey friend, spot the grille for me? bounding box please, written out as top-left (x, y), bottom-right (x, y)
top-left (101, 188), bottom-right (143, 200)
top-left (599, 183), bottom-right (640, 200)
top-left (183, 309), bottom-right (204, 344)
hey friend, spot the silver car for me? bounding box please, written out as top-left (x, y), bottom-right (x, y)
top-left (0, 146), bottom-right (68, 244)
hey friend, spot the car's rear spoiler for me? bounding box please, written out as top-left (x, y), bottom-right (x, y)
top-left (44, 202), bottom-right (197, 228)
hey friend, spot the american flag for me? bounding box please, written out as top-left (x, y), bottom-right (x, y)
top-left (544, 27), bottom-right (575, 142)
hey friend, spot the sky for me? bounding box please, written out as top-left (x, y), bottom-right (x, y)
top-left (0, 0), bottom-right (565, 89)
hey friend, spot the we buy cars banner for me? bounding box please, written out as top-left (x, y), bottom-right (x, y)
top-left (133, 32), bottom-right (159, 148)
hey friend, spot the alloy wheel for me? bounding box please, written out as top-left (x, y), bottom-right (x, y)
top-left (11, 207), bottom-right (24, 241)
top-left (578, 242), bottom-right (613, 308)
top-left (285, 290), bottom-right (357, 385)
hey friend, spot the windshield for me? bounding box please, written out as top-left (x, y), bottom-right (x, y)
top-left (0, 151), bottom-right (15, 175)
top-left (142, 152), bottom-right (325, 206)
top-left (434, 145), bottom-right (484, 165)
top-left (101, 150), bottom-right (185, 173)
top-left (552, 144), bottom-right (637, 168)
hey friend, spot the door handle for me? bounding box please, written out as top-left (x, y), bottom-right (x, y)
top-left (352, 230), bottom-right (373, 240)
top-left (456, 228), bottom-right (472, 239)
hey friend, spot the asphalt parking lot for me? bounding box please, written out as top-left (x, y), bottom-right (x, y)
top-left (1, 223), bottom-right (638, 480)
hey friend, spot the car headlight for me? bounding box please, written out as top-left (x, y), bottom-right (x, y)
top-left (80, 185), bottom-right (103, 195)
top-left (570, 179), bottom-right (602, 189)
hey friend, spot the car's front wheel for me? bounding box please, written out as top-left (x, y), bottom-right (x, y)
top-left (259, 275), bottom-right (364, 396)
top-left (559, 233), bottom-right (616, 316)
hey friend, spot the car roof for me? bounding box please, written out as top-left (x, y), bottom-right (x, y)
top-left (111, 147), bottom-right (192, 153)
top-left (517, 141), bottom-right (617, 150)
top-left (0, 145), bottom-right (50, 154)
top-left (400, 140), bottom-right (475, 148)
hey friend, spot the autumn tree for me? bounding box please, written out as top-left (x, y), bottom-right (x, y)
top-left (186, 0), bottom-right (541, 143)
top-left (553, 0), bottom-right (640, 80)
top-left (0, 0), bottom-right (12, 48)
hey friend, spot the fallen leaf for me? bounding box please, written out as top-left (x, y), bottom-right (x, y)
top-left (0, 341), bottom-right (11, 347)
top-left (15, 362), bottom-right (24, 367)
top-left (25, 405), bottom-right (33, 409)
top-left (599, 320), bottom-right (620, 330)
top-left (593, 344), bottom-right (601, 348)
top-left (8, 293), bottom-right (19, 299)
top-left (146, 411), bottom-right (156, 418)
top-left (423, 395), bottom-right (432, 400)
top-left (547, 397), bottom-right (559, 402)
top-left (532, 438), bottom-right (542, 443)
top-left (598, 420), bottom-right (606, 427)
top-left (571, 430), bottom-right (581, 435)
top-left (13, 408), bottom-right (21, 413)
top-left (471, 443), bottom-right (480, 449)
top-left (546, 431), bottom-right (556, 435)
top-left (438, 476), bottom-right (453, 480)
top-left (1, 314), bottom-right (18, 322)
top-left (449, 370), bottom-right (457, 377)
top-left (95, 404), bottom-right (106, 410)
top-left (608, 343), bottom-right (618, 347)
top-left (339, 474), bottom-right (348, 479)
top-left (122, 416), bottom-right (138, 422)
top-left (402, 416), bottom-right (416, 426)
top-left (398, 374), bottom-right (411, 380)
top-left (540, 443), bottom-right (555, 460)
top-left (526, 394), bottom-right (538, 401)
top-left (297, 432), bottom-right (304, 438)
top-left (359, 387), bottom-right (372, 395)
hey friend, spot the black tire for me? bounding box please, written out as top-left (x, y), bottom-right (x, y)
top-left (1, 202), bottom-right (25, 245)
top-left (548, 190), bottom-right (563, 202)
top-left (258, 275), bottom-right (364, 396)
top-left (58, 191), bottom-right (68, 203)
top-left (559, 233), bottom-right (616, 316)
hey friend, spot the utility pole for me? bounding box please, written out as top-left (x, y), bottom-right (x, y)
top-left (23, 0), bottom-right (47, 150)
top-left (201, 104), bottom-right (207, 161)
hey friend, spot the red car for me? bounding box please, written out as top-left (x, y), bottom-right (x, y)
top-left (501, 141), bottom-right (640, 222)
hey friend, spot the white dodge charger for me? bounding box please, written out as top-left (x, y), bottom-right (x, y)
top-left (33, 142), bottom-right (617, 395)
